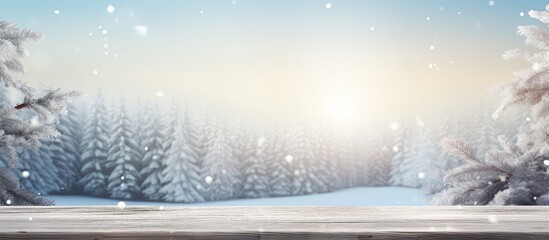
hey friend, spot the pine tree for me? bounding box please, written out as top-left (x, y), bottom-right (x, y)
top-left (229, 121), bottom-right (254, 197)
top-left (312, 126), bottom-right (334, 192)
top-left (139, 103), bottom-right (166, 201)
top-left (18, 142), bottom-right (61, 195)
top-left (266, 129), bottom-right (293, 197)
top-left (51, 104), bottom-right (83, 193)
top-left (289, 125), bottom-right (319, 195)
top-left (240, 135), bottom-right (269, 198)
top-left (106, 98), bottom-right (141, 199)
top-left (0, 21), bottom-right (80, 205)
top-left (389, 119), bottom-right (414, 186)
top-left (160, 111), bottom-right (204, 203)
top-left (474, 103), bottom-right (499, 155)
top-left (432, 6), bottom-right (549, 205)
top-left (365, 133), bottom-right (392, 186)
top-left (201, 120), bottom-right (241, 201)
top-left (79, 92), bottom-right (109, 197)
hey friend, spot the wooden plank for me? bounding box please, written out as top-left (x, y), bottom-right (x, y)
top-left (0, 206), bottom-right (547, 239)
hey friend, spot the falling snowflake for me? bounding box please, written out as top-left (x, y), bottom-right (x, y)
top-left (426, 17), bottom-right (431, 21)
top-left (417, 172), bottom-right (426, 179)
top-left (134, 25), bottom-right (148, 37)
top-left (200, 10), bottom-right (204, 14)
top-left (107, 5), bottom-right (116, 14)
top-left (103, 43), bottom-right (109, 49)
top-left (205, 176), bottom-right (213, 184)
top-left (520, 12), bottom-right (525, 17)
top-left (325, 3), bottom-right (332, 9)
top-left (430, 45), bottom-right (435, 50)
top-left (121, 176), bottom-right (125, 180)
top-left (54, 10), bottom-right (60, 15)
top-left (294, 170), bottom-right (300, 175)
top-left (488, 1), bottom-right (495, 6)
top-left (28, 217), bottom-right (33, 221)
top-left (457, 11), bottom-right (462, 15)
top-left (232, 0), bottom-right (237, 4)
top-left (6, 200), bottom-right (11, 205)
top-left (544, 160), bottom-right (549, 166)
top-left (159, 206), bottom-right (164, 210)
top-left (21, 170), bottom-right (30, 178)
top-left (285, 155), bottom-right (294, 163)
top-left (370, 27), bottom-right (375, 31)
top-left (117, 201), bottom-right (126, 210)
top-left (156, 91), bottom-right (164, 97)
top-left (392, 146), bottom-right (399, 152)
top-left (102, 29), bottom-right (108, 35)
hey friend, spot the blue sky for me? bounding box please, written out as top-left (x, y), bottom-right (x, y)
top-left (1, 0), bottom-right (546, 127)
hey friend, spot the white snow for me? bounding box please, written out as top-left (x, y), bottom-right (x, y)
top-left (285, 155), bottom-right (293, 163)
top-left (54, 10), bottom-right (60, 15)
top-left (205, 176), bottom-right (213, 184)
top-left (50, 187), bottom-right (426, 206)
top-left (544, 160), bottom-right (549, 166)
top-left (21, 170), bottom-right (30, 178)
top-left (117, 201), bottom-right (126, 209)
top-left (107, 5), bottom-right (116, 14)
top-left (429, 45), bottom-right (435, 50)
top-left (520, 12), bottom-right (525, 17)
top-left (325, 3), bottom-right (332, 9)
top-left (488, 1), bottom-right (495, 7)
top-left (134, 25), bottom-right (148, 37)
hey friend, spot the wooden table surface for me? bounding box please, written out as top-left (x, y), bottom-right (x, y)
top-left (0, 206), bottom-right (547, 239)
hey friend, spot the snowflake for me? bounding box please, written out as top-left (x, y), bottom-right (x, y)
top-left (488, 1), bottom-right (494, 7)
top-left (325, 3), bottom-right (332, 9)
top-left (205, 176), bottom-right (213, 184)
top-left (107, 5), bottom-right (116, 14)
top-left (21, 170), bottom-right (30, 178)
top-left (54, 10), bottom-right (60, 15)
top-left (285, 155), bottom-right (294, 163)
top-left (117, 201), bottom-right (126, 210)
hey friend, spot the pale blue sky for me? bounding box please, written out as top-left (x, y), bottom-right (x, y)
top-left (0, 0), bottom-right (545, 127)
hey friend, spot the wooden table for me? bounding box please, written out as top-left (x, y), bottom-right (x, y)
top-left (0, 206), bottom-right (547, 239)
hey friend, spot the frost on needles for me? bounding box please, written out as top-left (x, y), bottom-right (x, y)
top-left (430, 5), bottom-right (549, 206)
top-left (0, 21), bottom-right (80, 206)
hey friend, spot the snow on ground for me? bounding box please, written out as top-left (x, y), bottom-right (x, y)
top-left (50, 187), bottom-right (426, 206)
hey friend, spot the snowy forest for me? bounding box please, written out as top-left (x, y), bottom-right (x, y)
top-left (0, 86), bottom-right (528, 203)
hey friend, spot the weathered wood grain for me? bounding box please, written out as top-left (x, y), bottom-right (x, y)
top-left (0, 206), bottom-right (547, 239)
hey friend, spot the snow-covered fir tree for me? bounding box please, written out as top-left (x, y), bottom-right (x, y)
top-left (266, 128), bottom-right (293, 197)
top-left (240, 135), bottom-right (269, 198)
top-left (139, 103), bottom-right (166, 201)
top-left (312, 126), bottom-right (334, 192)
top-left (159, 109), bottom-right (204, 203)
top-left (106, 98), bottom-right (142, 199)
top-left (229, 121), bottom-right (254, 197)
top-left (289, 125), bottom-right (321, 195)
top-left (403, 122), bottom-right (439, 188)
top-left (365, 133), bottom-right (392, 186)
top-left (51, 104), bottom-right (83, 193)
top-left (389, 119), bottom-right (414, 186)
top-left (79, 92), bottom-right (110, 197)
top-left (0, 21), bottom-right (80, 205)
top-left (201, 119), bottom-right (241, 201)
top-left (474, 102), bottom-right (499, 155)
top-left (431, 6), bottom-right (549, 205)
top-left (18, 142), bottom-right (61, 195)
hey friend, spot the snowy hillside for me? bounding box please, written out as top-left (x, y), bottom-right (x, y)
top-left (51, 187), bottom-right (426, 206)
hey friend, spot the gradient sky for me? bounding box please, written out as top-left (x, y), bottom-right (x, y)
top-left (1, 0), bottom-right (545, 129)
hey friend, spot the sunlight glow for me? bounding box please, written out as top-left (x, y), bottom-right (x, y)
top-left (325, 88), bottom-right (359, 123)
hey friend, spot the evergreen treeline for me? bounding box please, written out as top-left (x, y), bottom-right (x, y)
top-left (0, 90), bottom-right (530, 203)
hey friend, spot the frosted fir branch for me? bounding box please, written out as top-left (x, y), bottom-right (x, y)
top-left (529, 9), bottom-right (549, 24)
top-left (440, 137), bottom-right (480, 163)
top-left (518, 25), bottom-right (549, 50)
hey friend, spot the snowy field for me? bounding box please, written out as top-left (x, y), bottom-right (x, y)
top-left (51, 187), bottom-right (426, 206)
